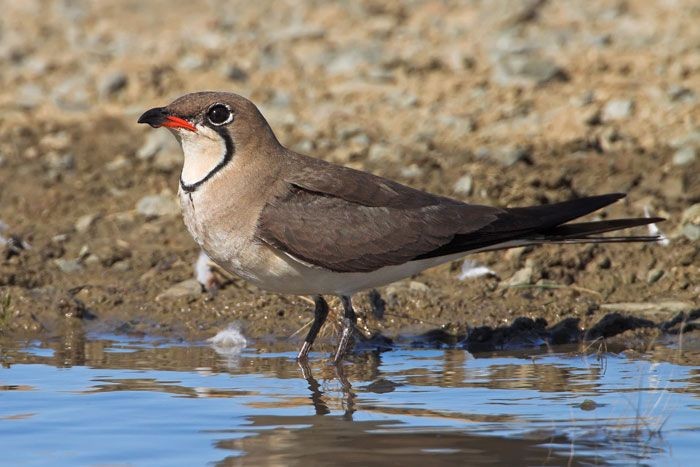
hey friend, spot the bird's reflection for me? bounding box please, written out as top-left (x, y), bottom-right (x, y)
top-left (296, 353), bottom-right (382, 419)
top-left (297, 359), bottom-right (330, 416)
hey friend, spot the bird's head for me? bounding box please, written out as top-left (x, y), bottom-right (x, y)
top-left (138, 91), bottom-right (278, 192)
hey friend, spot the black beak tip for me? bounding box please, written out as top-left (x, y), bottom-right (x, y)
top-left (138, 107), bottom-right (167, 127)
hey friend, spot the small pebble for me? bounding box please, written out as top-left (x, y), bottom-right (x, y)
top-left (680, 203), bottom-right (700, 241)
top-left (223, 64), bottom-right (249, 81)
top-left (157, 279), bottom-right (202, 300)
top-left (400, 164), bottom-right (423, 178)
top-left (602, 99), bottom-right (634, 121)
top-left (492, 52), bottom-right (567, 87)
top-left (55, 258), bottom-right (83, 273)
top-left (579, 399), bottom-right (599, 411)
top-left (646, 268), bottom-right (664, 284)
top-left (105, 156), bottom-right (131, 171)
top-left (136, 193), bottom-right (180, 218)
top-left (503, 265), bottom-right (533, 287)
top-left (98, 71), bottom-right (128, 98)
top-left (672, 146), bottom-right (696, 166)
top-left (409, 281), bottom-right (429, 292)
top-left (453, 174), bottom-right (474, 195)
top-left (75, 213), bottom-right (98, 233)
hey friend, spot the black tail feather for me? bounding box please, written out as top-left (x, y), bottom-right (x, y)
top-left (542, 235), bottom-right (662, 244)
top-left (542, 217), bottom-right (665, 240)
top-left (413, 193), bottom-right (666, 260)
top-left (508, 192), bottom-right (626, 230)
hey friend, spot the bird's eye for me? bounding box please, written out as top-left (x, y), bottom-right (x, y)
top-left (207, 104), bottom-right (232, 125)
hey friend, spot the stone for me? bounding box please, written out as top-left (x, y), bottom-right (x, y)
top-left (98, 71), bottom-right (128, 98)
top-left (156, 279), bottom-right (202, 300)
top-left (670, 131), bottom-right (700, 148)
top-left (55, 258), bottom-right (83, 273)
top-left (136, 193), bottom-right (180, 218)
top-left (667, 85), bottom-right (695, 103)
top-left (178, 54), bottom-right (205, 71)
top-left (137, 130), bottom-right (180, 161)
top-left (269, 25), bottom-right (325, 41)
top-left (326, 46), bottom-right (380, 76)
top-left (368, 143), bottom-right (400, 163)
top-left (40, 132), bottom-right (71, 151)
top-left (153, 149), bottom-right (182, 171)
top-left (105, 155), bottom-right (131, 171)
top-left (503, 265), bottom-right (533, 287)
top-left (453, 174), bottom-right (473, 195)
top-left (223, 64), bottom-right (248, 81)
top-left (582, 107), bottom-right (602, 126)
top-left (45, 152), bottom-right (75, 171)
top-left (672, 146), bottom-right (696, 166)
top-left (111, 260), bottom-right (131, 272)
top-left (16, 83), bottom-right (44, 109)
top-left (84, 254), bottom-right (100, 266)
top-left (75, 213), bottom-right (98, 233)
top-left (349, 132), bottom-right (370, 147)
top-left (52, 76), bottom-right (91, 111)
top-left (409, 281), bottom-right (429, 292)
top-left (437, 114), bottom-right (476, 135)
top-left (400, 164), bottom-right (423, 178)
top-left (480, 146), bottom-right (530, 166)
top-left (492, 53), bottom-right (567, 87)
top-left (602, 99), bottom-right (634, 121)
top-left (680, 204), bottom-right (700, 241)
top-left (646, 269), bottom-right (664, 284)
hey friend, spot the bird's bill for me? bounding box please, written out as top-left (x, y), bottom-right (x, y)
top-left (137, 107), bottom-right (197, 132)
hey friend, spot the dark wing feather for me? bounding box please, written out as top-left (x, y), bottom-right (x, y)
top-left (256, 153), bottom-right (642, 273)
top-left (257, 184), bottom-right (502, 272)
top-left (256, 152), bottom-right (503, 272)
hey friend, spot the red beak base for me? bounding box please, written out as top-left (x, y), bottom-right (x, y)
top-left (162, 116), bottom-right (197, 132)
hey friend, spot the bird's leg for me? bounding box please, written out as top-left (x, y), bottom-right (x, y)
top-left (333, 295), bottom-right (357, 364)
top-left (297, 295), bottom-right (329, 360)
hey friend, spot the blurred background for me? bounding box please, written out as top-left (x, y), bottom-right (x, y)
top-left (0, 0), bottom-right (698, 339)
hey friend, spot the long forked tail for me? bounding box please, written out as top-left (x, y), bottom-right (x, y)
top-left (539, 218), bottom-right (663, 244)
top-left (525, 193), bottom-right (665, 245)
top-left (416, 193), bottom-right (665, 260)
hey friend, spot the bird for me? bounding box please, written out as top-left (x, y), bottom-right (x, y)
top-left (138, 91), bottom-right (664, 363)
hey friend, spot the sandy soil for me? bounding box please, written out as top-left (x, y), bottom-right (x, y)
top-left (0, 0), bottom-right (698, 351)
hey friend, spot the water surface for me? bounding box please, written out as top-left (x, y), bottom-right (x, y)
top-left (1, 334), bottom-right (698, 466)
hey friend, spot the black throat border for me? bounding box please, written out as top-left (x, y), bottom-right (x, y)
top-left (180, 126), bottom-right (235, 193)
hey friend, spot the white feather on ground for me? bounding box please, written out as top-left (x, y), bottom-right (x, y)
top-left (458, 259), bottom-right (496, 280)
top-left (208, 324), bottom-right (247, 357)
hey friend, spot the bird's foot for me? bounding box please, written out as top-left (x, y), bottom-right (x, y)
top-left (333, 318), bottom-right (357, 364)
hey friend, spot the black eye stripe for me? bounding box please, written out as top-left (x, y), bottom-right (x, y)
top-left (207, 104), bottom-right (232, 125)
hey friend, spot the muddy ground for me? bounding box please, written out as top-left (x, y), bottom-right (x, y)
top-left (0, 0), bottom-right (698, 353)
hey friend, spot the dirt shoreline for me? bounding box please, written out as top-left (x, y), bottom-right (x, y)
top-left (0, 1), bottom-right (698, 351)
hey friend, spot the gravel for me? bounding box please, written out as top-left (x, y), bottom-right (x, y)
top-left (136, 193), bottom-right (180, 218)
top-left (453, 174), bottom-right (474, 195)
top-left (602, 99), bottom-right (634, 121)
top-left (672, 146), bottom-right (696, 166)
top-left (98, 71), bottom-right (128, 98)
top-left (156, 279), bottom-right (203, 300)
top-left (492, 52), bottom-right (567, 87)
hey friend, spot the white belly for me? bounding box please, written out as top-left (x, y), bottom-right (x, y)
top-left (249, 249), bottom-right (469, 295)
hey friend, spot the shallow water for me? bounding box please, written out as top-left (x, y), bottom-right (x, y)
top-left (1, 333), bottom-right (699, 466)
